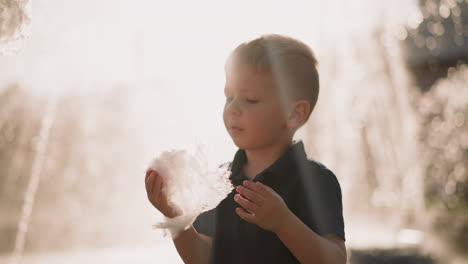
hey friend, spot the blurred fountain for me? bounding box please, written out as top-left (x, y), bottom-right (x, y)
top-left (8, 89), bottom-right (57, 264)
top-left (304, 0), bottom-right (426, 248)
top-left (0, 0), bottom-right (32, 55)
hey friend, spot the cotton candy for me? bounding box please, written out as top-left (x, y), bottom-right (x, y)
top-left (148, 148), bottom-right (233, 238)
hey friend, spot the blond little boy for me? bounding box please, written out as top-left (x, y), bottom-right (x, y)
top-left (146, 34), bottom-right (346, 264)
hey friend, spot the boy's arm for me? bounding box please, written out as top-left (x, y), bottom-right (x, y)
top-left (235, 181), bottom-right (346, 264)
top-left (172, 225), bottom-right (212, 264)
top-left (274, 212), bottom-right (346, 264)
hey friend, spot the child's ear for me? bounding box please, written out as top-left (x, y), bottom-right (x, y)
top-left (287, 100), bottom-right (310, 129)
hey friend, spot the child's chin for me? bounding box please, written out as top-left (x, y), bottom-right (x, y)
top-left (231, 139), bottom-right (252, 150)
top-left (230, 138), bottom-right (245, 149)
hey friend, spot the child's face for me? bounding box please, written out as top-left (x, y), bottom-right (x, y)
top-left (223, 64), bottom-right (290, 150)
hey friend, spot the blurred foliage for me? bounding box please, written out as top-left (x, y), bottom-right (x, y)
top-left (404, 0), bottom-right (468, 256)
top-left (404, 0), bottom-right (468, 91)
top-left (417, 64), bottom-right (468, 256)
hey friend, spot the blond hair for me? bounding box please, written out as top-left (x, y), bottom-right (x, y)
top-left (225, 34), bottom-right (320, 120)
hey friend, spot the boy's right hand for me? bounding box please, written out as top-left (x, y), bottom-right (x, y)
top-left (145, 169), bottom-right (182, 218)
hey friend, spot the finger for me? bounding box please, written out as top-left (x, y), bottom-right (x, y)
top-left (146, 173), bottom-right (155, 201)
top-left (145, 169), bottom-right (159, 187)
top-left (243, 180), bottom-right (271, 197)
top-left (235, 207), bottom-right (255, 223)
top-left (145, 169), bottom-right (153, 183)
top-left (145, 171), bottom-right (154, 192)
top-left (234, 193), bottom-right (259, 213)
top-left (258, 182), bottom-right (275, 192)
top-left (236, 185), bottom-right (265, 205)
top-left (153, 172), bottom-right (163, 197)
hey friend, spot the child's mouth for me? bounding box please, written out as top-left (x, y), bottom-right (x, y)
top-left (229, 126), bottom-right (244, 133)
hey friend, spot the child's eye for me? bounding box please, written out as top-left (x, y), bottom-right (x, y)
top-left (246, 99), bottom-right (259, 104)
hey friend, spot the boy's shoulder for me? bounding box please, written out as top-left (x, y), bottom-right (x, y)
top-left (295, 158), bottom-right (341, 192)
top-left (294, 158), bottom-right (346, 241)
top-left (302, 158), bottom-right (329, 171)
top-left (297, 156), bottom-right (336, 177)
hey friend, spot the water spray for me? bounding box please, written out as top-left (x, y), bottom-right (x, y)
top-left (0, 0), bottom-right (31, 55)
top-left (8, 89), bottom-right (58, 264)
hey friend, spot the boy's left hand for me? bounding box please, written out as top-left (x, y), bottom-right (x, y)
top-left (234, 180), bottom-right (291, 233)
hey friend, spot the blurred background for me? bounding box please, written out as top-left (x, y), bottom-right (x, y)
top-left (0, 0), bottom-right (467, 263)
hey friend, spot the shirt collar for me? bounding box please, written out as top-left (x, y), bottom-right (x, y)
top-left (230, 140), bottom-right (308, 189)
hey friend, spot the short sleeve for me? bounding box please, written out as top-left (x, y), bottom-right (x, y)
top-left (294, 166), bottom-right (345, 241)
top-left (193, 208), bottom-right (216, 237)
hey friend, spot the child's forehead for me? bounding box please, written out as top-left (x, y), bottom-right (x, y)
top-left (225, 64), bottom-right (275, 93)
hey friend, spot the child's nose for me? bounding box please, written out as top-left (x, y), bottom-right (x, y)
top-left (225, 99), bottom-right (242, 115)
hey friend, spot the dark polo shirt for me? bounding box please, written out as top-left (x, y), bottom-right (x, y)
top-left (193, 141), bottom-right (345, 264)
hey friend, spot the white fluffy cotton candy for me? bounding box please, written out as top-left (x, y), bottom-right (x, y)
top-left (148, 148), bottom-right (233, 238)
top-left (0, 0), bottom-right (31, 54)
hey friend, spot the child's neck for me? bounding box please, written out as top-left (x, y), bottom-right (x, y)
top-left (243, 139), bottom-right (293, 180)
